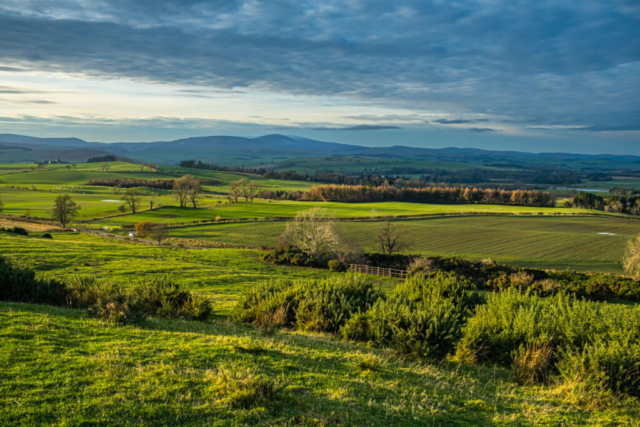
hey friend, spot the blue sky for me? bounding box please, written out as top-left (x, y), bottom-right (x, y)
top-left (0, 0), bottom-right (638, 153)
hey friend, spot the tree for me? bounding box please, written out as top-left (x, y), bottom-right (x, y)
top-left (50, 195), bottom-right (80, 228)
top-left (375, 219), bottom-right (412, 254)
top-left (229, 179), bottom-right (244, 203)
top-left (135, 221), bottom-right (153, 237)
top-left (623, 234), bottom-right (640, 275)
top-left (121, 188), bottom-right (142, 214)
top-left (149, 194), bottom-right (158, 210)
top-left (66, 165), bottom-right (71, 170)
top-left (140, 160), bottom-right (146, 172)
top-left (281, 208), bottom-right (339, 259)
top-left (101, 162), bottom-right (111, 172)
top-left (173, 175), bottom-right (199, 208)
top-left (148, 223), bottom-right (169, 244)
top-left (244, 181), bottom-right (262, 202)
top-left (188, 184), bottom-right (202, 208)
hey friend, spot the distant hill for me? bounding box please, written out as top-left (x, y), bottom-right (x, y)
top-left (2, 133), bottom-right (640, 165)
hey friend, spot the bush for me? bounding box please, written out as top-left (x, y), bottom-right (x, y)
top-left (42, 233), bottom-right (53, 239)
top-left (456, 290), bottom-right (640, 395)
top-left (130, 276), bottom-right (212, 320)
top-left (208, 366), bottom-right (284, 409)
top-left (90, 293), bottom-right (146, 325)
top-left (10, 227), bottom-right (29, 236)
top-left (344, 296), bottom-right (463, 359)
top-left (233, 274), bottom-right (381, 334)
top-left (0, 256), bottom-right (68, 305)
top-left (328, 260), bottom-right (346, 272)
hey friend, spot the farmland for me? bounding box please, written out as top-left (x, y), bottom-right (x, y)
top-left (168, 215), bottom-right (640, 273)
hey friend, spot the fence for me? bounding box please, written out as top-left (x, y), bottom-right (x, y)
top-left (350, 264), bottom-right (408, 278)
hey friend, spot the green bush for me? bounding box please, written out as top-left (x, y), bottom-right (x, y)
top-left (328, 260), bottom-right (346, 272)
top-left (456, 290), bottom-right (640, 395)
top-left (90, 293), bottom-right (146, 325)
top-left (233, 274), bottom-right (381, 334)
top-left (130, 276), bottom-right (212, 320)
top-left (41, 233), bottom-right (53, 239)
top-left (0, 256), bottom-right (68, 306)
top-left (10, 227), bottom-right (29, 236)
top-left (346, 296), bottom-right (463, 359)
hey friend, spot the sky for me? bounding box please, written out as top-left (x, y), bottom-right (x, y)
top-left (0, 0), bottom-right (639, 154)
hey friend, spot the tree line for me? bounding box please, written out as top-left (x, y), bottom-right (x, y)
top-left (262, 184), bottom-right (556, 207)
top-left (566, 189), bottom-right (640, 215)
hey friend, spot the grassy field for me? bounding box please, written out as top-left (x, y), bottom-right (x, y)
top-left (87, 200), bottom-right (609, 227)
top-left (0, 231), bottom-right (346, 312)
top-left (2, 302), bottom-right (638, 425)
top-left (168, 216), bottom-right (640, 273)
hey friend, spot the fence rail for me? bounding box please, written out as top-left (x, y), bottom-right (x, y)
top-left (350, 264), bottom-right (408, 278)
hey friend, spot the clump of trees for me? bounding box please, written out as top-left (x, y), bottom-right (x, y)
top-left (88, 155), bottom-right (118, 163)
top-left (263, 184), bottom-right (556, 207)
top-left (228, 178), bottom-right (262, 203)
top-left (567, 190), bottom-right (640, 215)
top-left (49, 195), bottom-right (80, 227)
top-left (173, 175), bottom-right (201, 208)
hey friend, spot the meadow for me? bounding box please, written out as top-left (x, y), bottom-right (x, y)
top-left (3, 302), bottom-right (638, 425)
top-left (87, 199), bottom-right (608, 228)
top-left (0, 231), bottom-right (349, 311)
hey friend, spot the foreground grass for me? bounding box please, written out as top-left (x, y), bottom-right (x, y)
top-left (1, 302), bottom-right (638, 425)
top-left (168, 216), bottom-right (640, 273)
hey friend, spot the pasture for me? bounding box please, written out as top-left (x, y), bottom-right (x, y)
top-left (169, 215), bottom-right (640, 273)
top-left (0, 231), bottom-right (343, 311)
top-left (87, 199), bottom-right (608, 228)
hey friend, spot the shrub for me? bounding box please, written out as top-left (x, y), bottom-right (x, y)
top-left (0, 256), bottom-right (68, 305)
top-left (130, 276), bottom-right (212, 320)
top-left (254, 305), bottom-right (288, 335)
top-left (346, 296), bottom-right (463, 360)
top-left (90, 293), bottom-right (146, 325)
top-left (557, 342), bottom-right (640, 398)
top-left (328, 260), bottom-right (346, 272)
top-left (10, 226), bottom-right (28, 236)
top-left (42, 233), bottom-right (53, 239)
top-left (234, 274), bottom-right (381, 334)
top-left (135, 221), bottom-right (154, 237)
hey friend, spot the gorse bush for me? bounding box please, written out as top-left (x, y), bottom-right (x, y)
top-left (456, 290), bottom-right (640, 396)
top-left (0, 257), bottom-right (212, 324)
top-left (233, 274), bottom-right (381, 334)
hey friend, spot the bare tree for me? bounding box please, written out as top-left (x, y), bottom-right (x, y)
top-left (229, 178), bottom-right (244, 203)
top-left (148, 223), bottom-right (169, 244)
top-left (245, 181), bottom-right (262, 202)
top-left (113, 184), bottom-right (122, 195)
top-left (281, 208), bottom-right (339, 258)
top-left (375, 219), bottom-right (412, 254)
top-left (624, 234), bottom-right (640, 275)
top-left (173, 175), bottom-right (200, 208)
top-left (49, 195), bottom-right (81, 227)
top-left (121, 188), bottom-right (142, 214)
top-left (101, 162), bottom-right (111, 172)
top-left (140, 160), bottom-right (146, 172)
top-left (149, 194), bottom-right (158, 210)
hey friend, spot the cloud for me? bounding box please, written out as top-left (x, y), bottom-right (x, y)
top-left (0, 1), bottom-right (637, 135)
top-left (468, 128), bottom-right (497, 133)
top-left (309, 125), bottom-right (401, 131)
top-left (433, 119), bottom-right (477, 125)
top-left (572, 123), bottom-right (640, 132)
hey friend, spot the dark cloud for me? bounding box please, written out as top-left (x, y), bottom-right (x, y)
top-left (468, 128), bottom-right (497, 133)
top-left (309, 125), bottom-right (401, 131)
top-left (433, 119), bottom-right (477, 125)
top-left (0, 1), bottom-right (637, 133)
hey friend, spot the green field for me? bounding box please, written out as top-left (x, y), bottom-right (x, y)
top-left (168, 216), bottom-right (640, 273)
top-left (87, 200), bottom-right (608, 228)
top-left (0, 231), bottom-right (343, 311)
top-left (3, 302), bottom-right (635, 425)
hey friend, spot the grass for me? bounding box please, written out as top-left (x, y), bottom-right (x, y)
top-left (1, 301), bottom-right (638, 425)
top-left (169, 215), bottom-right (640, 273)
top-left (0, 231), bottom-right (348, 312)
top-left (87, 199), bottom-right (610, 228)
